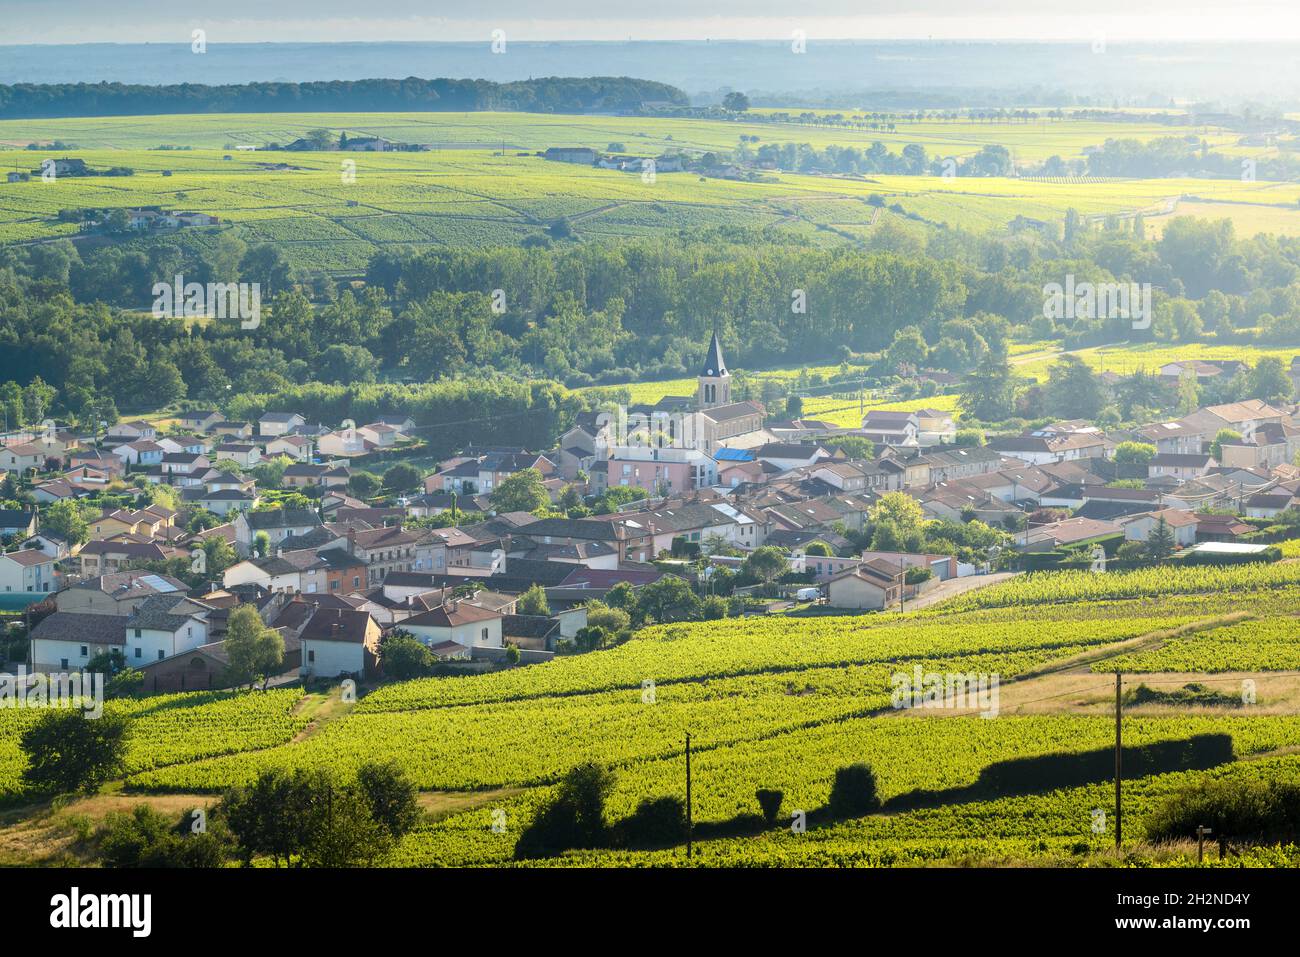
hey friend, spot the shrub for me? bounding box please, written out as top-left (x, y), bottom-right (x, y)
top-left (828, 763), bottom-right (882, 818)
top-left (1146, 779), bottom-right (1300, 845)
top-left (97, 805), bottom-right (233, 868)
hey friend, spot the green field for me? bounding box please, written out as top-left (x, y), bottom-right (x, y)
top-left (4, 112), bottom-right (1300, 274)
top-left (6, 563), bottom-right (1300, 866)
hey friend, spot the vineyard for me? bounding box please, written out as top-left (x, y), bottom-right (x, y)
top-left (3, 111), bottom-right (1300, 273)
top-left (4, 564), bottom-right (1300, 865)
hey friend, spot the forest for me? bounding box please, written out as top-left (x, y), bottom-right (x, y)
top-left (0, 76), bottom-right (689, 120)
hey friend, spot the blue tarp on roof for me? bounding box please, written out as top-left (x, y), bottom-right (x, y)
top-left (714, 448), bottom-right (754, 462)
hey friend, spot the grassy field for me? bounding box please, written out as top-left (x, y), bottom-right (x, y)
top-left (2, 112), bottom-right (1299, 273)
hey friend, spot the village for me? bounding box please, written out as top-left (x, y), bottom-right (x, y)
top-left (3, 334), bottom-right (1300, 692)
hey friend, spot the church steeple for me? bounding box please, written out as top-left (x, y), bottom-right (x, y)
top-left (697, 332), bottom-right (731, 409)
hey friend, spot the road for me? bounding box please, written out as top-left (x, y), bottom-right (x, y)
top-left (900, 571), bottom-right (1018, 612)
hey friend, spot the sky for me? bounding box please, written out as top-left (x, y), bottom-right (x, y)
top-left (5, 1), bottom-right (1300, 45)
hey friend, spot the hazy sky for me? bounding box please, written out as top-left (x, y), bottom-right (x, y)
top-left (3, 1), bottom-right (1300, 45)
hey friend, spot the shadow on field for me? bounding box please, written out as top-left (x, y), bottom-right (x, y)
top-left (883, 733), bottom-right (1235, 813)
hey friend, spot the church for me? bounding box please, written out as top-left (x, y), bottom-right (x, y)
top-left (557, 332), bottom-right (772, 484)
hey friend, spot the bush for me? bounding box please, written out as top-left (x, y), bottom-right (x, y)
top-left (97, 805), bottom-right (233, 868)
top-left (828, 763), bottom-right (882, 818)
top-left (1146, 779), bottom-right (1300, 844)
top-left (756, 788), bottom-right (784, 825)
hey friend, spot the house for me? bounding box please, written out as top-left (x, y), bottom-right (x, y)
top-left (123, 594), bottom-right (214, 666)
top-left (0, 509), bottom-right (38, 540)
top-left (212, 421), bottom-right (252, 440)
top-left (0, 442), bottom-right (52, 474)
top-left (755, 443), bottom-right (831, 472)
top-left (316, 429), bottom-right (375, 458)
top-left (78, 540), bottom-right (183, 577)
top-left (1244, 491), bottom-right (1300, 519)
top-left (915, 409), bottom-right (958, 446)
top-left (180, 487), bottom-right (259, 516)
top-left (29, 612), bottom-right (125, 672)
top-left (987, 431), bottom-right (1108, 465)
top-left (0, 548), bottom-right (56, 594)
top-left (31, 479), bottom-right (91, 504)
top-left (1019, 517), bottom-right (1123, 552)
top-left (1117, 509), bottom-right (1199, 547)
top-left (543, 147), bottom-right (598, 164)
top-left (431, 451), bottom-right (557, 495)
top-left (860, 411), bottom-right (920, 446)
top-left (266, 434), bottom-right (313, 462)
top-left (1195, 513), bottom-right (1256, 542)
top-left (604, 446), bottom-right (717, 496)
top-left (103, 421), bottom-right (157, 444)
top-left (1148, 453), bottom-right (1217, 481)
top-left (112, 440), bottom-right (165, 466)
top-left (348, 525), bottom-right (420, 583)
top-left (358, 423), bottom-right (402, 447)
top-left (299, 607), bottom-right (381, 678)
top-left (826, 559), bottom-right (904, 610)
top-left (213, 443), bottom-right (261, 468)
top-left (402, 600), bottom-right (505, 653)
top-left (234, 508), bottom-right (323, 554)
top-left (178, 410), bottom-right (223, 433)
top-left (55, 570), bottom-right (188, 617)
top-left (258, 412), bottom-right (306, 437)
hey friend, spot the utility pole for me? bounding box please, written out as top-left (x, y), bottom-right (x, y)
top-left (1114, 671), bottom-right (1123, 850)
top-left (685, 732), bottom-right (693, 860)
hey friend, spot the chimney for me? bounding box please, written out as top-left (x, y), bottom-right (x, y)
top-left (347, 527), bottom-right (357, 556)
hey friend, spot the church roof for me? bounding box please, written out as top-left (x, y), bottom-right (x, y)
top-left (700, 333), bottom-right (728, 378)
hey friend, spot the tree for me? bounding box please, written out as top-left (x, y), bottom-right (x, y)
top-left (1043, 354), bottom-right (1104, 419)
top-left (741, 546), bottom-right (788, 589)
top-left (382, 463), bottom-right (422, 493)
top-left (1114, 441), bottom-right (1157, 467)
top-left (348, 471), bottom-right (383, 498)
top-left (828, 763), bottom-right (882, 817)
top-left (722, 92), bottom-right (750, 113)
top-left (803, 541), bottom-right (833, 557)
top-left (354, 761), bottom-right (421, 841)
top-left (828, 435), bottom-right (875, 460)
top-left (517, 583), bottom-right (551, 617)
top-left (961, 351), bottom-right (1016, 422)
top-left (252, 530), bottom-right (271, 558)
top-left (223, 605), bottom-right (285, 689)
top-left (380, 632), bottom-right (434, 679)
top-left (1249, 356), bottom-right (1292, 405)
top-left (630, 575), bottom-right (700, 625)
top-left (1145, 516), bottom-right (1176, 563)
top-left (1210, 429), bottom-right (1243, 461)
top-left (489, 467), bottom-right (550, 513)
top-left (40, 499), bottom-right (92, 546)
top-left (574, 625), bottom-right (611, 651)
top-left (515, 762), bottom-right (616, 858)
top-left (20, 710), bottom-right (131, 794)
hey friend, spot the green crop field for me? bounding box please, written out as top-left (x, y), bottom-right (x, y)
top-left (3, 112), bottom-right (1299, 276)
top-left (3, 561), bottom-right (1298, 866)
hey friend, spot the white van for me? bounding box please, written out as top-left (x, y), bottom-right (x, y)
top-left (795, 587), bottom-right (821, 601)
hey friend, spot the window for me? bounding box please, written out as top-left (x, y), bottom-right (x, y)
top-left (61, 658), bottom-right (69, 669)
top-left (158, 650), bottom-right (165, 660)
top-left (308, 650), bottom-right (315, 663)
top-left (134, 628), bottom-right (142, 638)
top-left (80, 646), bottom-right (87, 657)
top-left (134, 647), bottom-right (142, 658)
top-left (481, 628), bottom-right (488, 641)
